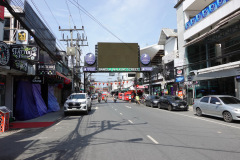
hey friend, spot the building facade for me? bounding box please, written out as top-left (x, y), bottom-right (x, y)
top-left (175, 0), bottom-right (240, 99)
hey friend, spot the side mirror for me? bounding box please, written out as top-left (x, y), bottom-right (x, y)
top-left (215, 102), bottom-right (221, 105)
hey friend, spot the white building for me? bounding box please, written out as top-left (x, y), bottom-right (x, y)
top-left (175, 0), bottom-right (240, 98)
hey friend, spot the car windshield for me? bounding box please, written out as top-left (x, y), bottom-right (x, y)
top-left (69, 94), bottom-right (86, 99)
top-left (219, 97), bottom-right (240, 104)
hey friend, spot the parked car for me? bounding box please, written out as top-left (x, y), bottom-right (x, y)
top-left (193, 95), bottom-right (240, 122)
top-left (159, 95), bottom-right (188, 111)
top-left (145, 95), bottom-right (160, 108)
top-left (64, 93), bottom-right (92, 115)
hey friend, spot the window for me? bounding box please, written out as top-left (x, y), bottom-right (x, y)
top-left (3, 30), bottom-right (10, 41)
top-left (200, 97), bottom-right (209, 103)
top-left (210, 97), bottom-right (220, 104)
top-left (4, 18), bottom-right (10, 27)
top-left (219, 97), bottom-right (240, 104)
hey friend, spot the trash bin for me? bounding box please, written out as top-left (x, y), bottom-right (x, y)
top-left (0, 106), bottom-right (11, 132)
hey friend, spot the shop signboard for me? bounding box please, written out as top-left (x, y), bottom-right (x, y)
top-left (0, 41), bottom-right (10, 66)
top-left (11, 60), bottom-right (28, 73)
top-left (32, 76), bottom-right (44, 84)
top-left (16, 30), bottom-right (29, 45)
top-left (83, 67), bottom-right (96, 72)
top-left (175, 76), bottom-right (184, 83)
top-left (10, 45), bottom-right (39, 61)
top-left (141, 67), bottom-right (153, 71)
top-left (37, 64), bottom-right (56, 75)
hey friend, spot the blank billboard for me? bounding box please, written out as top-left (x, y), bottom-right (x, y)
top-left (97, 42), bottom-right (139, 71)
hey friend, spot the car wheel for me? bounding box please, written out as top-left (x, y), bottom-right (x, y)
top-left (168, 105), bottom-right (172, 111)
top-left (151, 103), bottom-right (154, 108)
top-left (158, 103), bottom-right (161, 109)
top-left (223, 111), bottom-right (233, 123)
top-left (64, 112), bottom-right (68, 116)
top-left (196, 107), bottom-right (202, 116)
top-left (85, 110), bottom-right (89, 115)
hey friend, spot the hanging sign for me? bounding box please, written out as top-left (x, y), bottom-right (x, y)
top-left (10, 45), bottom-right (39, 61)
top-left (16, 30), bottom-right (29, 45)
top-left (32, 76), bottom-right (44, 84)
top-left (37, 64), bottom-right (56, 75)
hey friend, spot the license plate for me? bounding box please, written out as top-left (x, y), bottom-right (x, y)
top-left (180, 106), bottom-right (184, 108)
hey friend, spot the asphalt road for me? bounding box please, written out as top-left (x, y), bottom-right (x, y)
top-left (1, 98), bottom-right (240, 160)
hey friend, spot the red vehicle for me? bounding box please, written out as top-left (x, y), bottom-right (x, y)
top-left (118, 93), bottom-right (123, 99)
top-left (123, 92), bottom-right (131, 101)
top-left (102, 93), bottom-right (107, 100)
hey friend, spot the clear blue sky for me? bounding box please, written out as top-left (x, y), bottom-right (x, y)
top-left (27, 0), bottom-right (178, 82)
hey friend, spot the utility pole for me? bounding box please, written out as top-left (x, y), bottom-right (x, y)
top-left (59, 26), bottom-right (88, 93)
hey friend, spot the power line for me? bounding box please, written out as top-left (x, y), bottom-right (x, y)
top-left (68, 0), bottom-right (125, 43)
top-left (30, 0), bottom-right (65, 51)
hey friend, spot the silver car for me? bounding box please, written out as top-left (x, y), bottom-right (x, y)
top-left (193, 95), bottom-right (240, 122)
top-left (64, 93), bottom-right (92, 115)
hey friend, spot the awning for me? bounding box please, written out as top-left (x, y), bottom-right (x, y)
top-left (56, 71), bottom-right (71, 84)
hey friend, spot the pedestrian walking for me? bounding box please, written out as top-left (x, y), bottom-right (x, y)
top-left (135, 95), bottom-right (140, 105)
top-left (129, 94), bottom-right (132, 103)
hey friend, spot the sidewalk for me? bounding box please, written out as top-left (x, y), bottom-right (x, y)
top-left (9, 108), bottom-right (64, 129)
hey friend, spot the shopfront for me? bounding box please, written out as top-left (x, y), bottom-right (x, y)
top-left (195, 77), bottom-right (235, 98)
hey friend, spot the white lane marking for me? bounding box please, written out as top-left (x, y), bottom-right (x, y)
top-left (120, 113), bottom-right (123, 115)
top-left (24, 139), bottom-right (38, 148)
top-left (147, 135), bottom-right (159, 144)
top-left (95, 107), bottom-right (99, 109)
top-left (56, 121), bottom-right (61, 125)
top-left (126, 106), bottom-right (131, 109)
top-left (159, 109), bottom-right (240, 130)
top-left (128, 120), bottom-right (133, 124)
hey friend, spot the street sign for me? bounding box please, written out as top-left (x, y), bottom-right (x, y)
top-left (83, 67), bottom-right (96, 72)
top-left (141, 67), bottom-right (153, 71)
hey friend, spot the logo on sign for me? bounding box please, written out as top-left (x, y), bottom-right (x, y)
top-left (140, 53), bottom-right (150, 65)
top-left (85, 53), bottom-right (95, 65)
